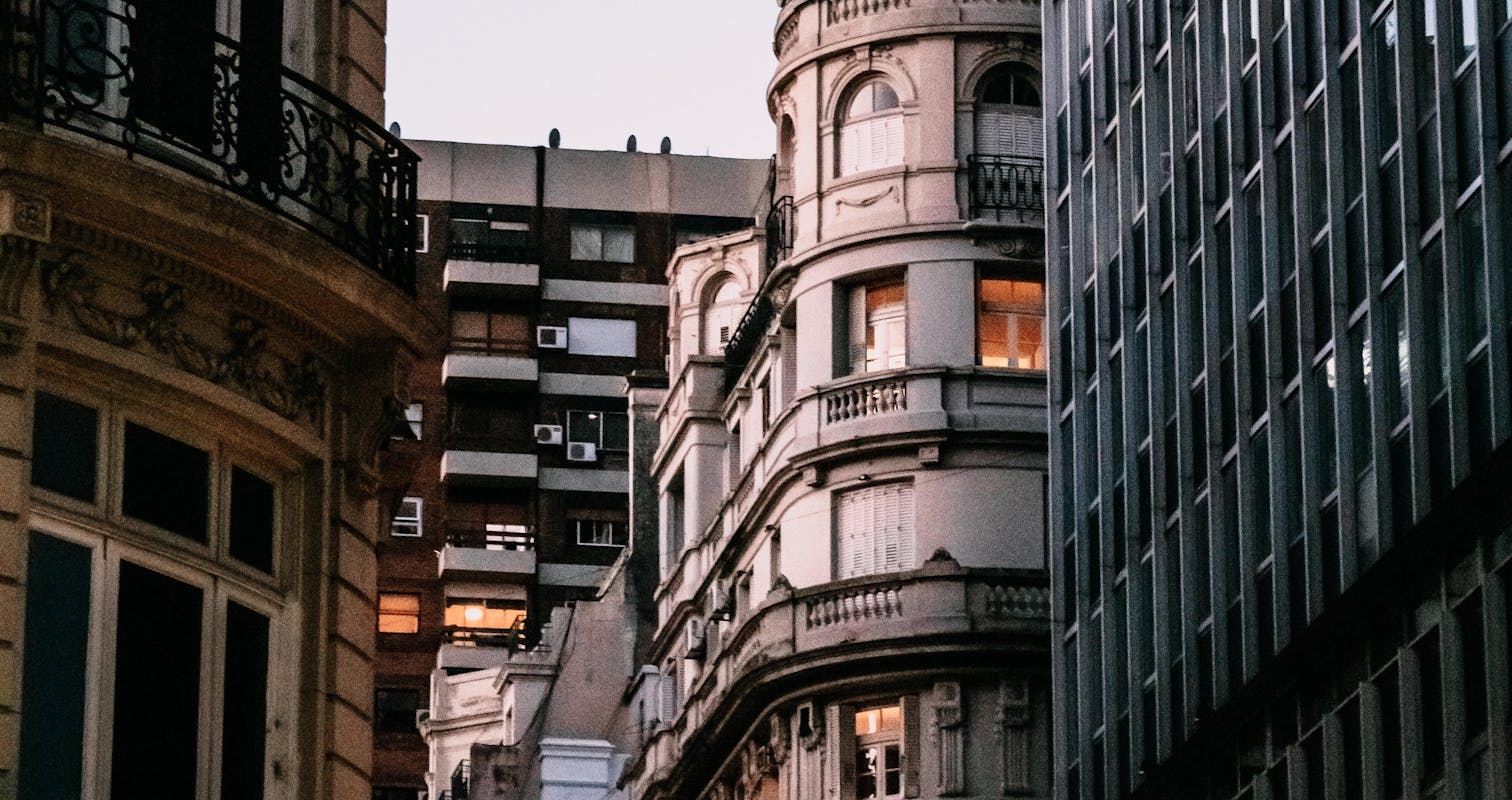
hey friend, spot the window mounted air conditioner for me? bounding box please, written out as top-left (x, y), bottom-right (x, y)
top-left (537, 326), bottom-right (568, 349)
top-left (566, 442), bottom-right (598, 462)
top-left (534, 425), bottom-right (563, 445)
top-left (683, 619), bottom-right (706, 660)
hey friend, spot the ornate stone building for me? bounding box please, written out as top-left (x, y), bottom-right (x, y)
top-left (0, 1), bottom-right (422, 798)
top-left (616, 1), bottom-right (1056, 799)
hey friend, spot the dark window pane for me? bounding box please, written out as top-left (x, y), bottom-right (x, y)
top-left (123, 423), bottom-right (210, 542)
top-left (1418, 630), bottom-right (1445, 781)
top-left (18, 533), bottom-right (91, 800)
top-left (1458, 593), bottom-right (1487, 736)
top-left (113, 561), bottom-right (203, 800)
top-left (32, 392), bottom-right (97, 502)
top-left (131, 0), bottom-right (217, 148)
top-left (230, 468), bottom-right (275, 573)
top-left (222, 603), bottom-right (270, 800)
top-left (375, 688), bottom-right (421, 735)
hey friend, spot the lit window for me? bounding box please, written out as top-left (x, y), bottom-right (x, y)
top-left (836, 483), bottom-right (915, 578)
top-left (570, 223), bottom-right (636, 263)
top-left (854, 705), bottom-right (904, 800)
top-left (838, 78), bottom-right (904, 176)
top-left (378, 593), bottom-right (420, 634)
top-left (575, 519), bottom-right (628, 547)
top-left (850, 283), bottom-right (907, 373)
top-left (977, 278), bottom-right (1047, 369)
top-left (391, 497), bottom-right (422, 537)
top-left (567, 410), bottom-right (630, 451)
top-left (567, 317), bottom-right (637, 357)
top-left (444, 600), bottom-right (527, 648)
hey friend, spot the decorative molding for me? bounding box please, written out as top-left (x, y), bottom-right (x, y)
top-left (50, 217), bottom-right (342, 360)
top-left (343, 342), bottom-right (414, 500)
top-left (0, 192), bottom-right (52, 243)
top-left (932, 682), bottom-right (965, 795)
top-left (39, 253), bottom-right (328, 429)
top-left (984, 235), bottom-right (1046, 259)
top-left (998, 678), bottom-right (1033, 795)
top-left (834, 185), bottom-right (899, 214)
top-left (774, 12), bottom-right (801, 58)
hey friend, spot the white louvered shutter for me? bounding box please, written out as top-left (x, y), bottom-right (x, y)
top-left (837, 484), bottom-right (915, 578)
top-left (849, 285), bottom-right (867, 374)
top-left (976, 109), bottom-right (1043, 160)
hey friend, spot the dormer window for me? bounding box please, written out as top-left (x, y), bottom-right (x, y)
top-left (838, 77), bottom-right (904, 176)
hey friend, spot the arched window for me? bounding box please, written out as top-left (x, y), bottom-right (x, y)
top-left (838, 77), bottom-right (904, 176)
top-left (702, 279), bottom-right (745, 355)
top-left (975, 63), bottom-right (1042, 160)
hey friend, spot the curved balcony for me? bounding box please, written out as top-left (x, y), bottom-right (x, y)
top-left (0, 0), bottom-right (418, 291)
top-left (628, 560), bottom-right (1049, 794)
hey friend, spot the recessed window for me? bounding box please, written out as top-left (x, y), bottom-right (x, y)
top-left (373, 688), bottom-right (420, 734)
top-left (570, 223), bottom-right (636, 263)
top-left (836, 483), bottom-right (915, 578)
top-left (849, 282), bottom-right (907, 373)
top-left (567, 317), bottom-right (637, 358)
top-left (450, 218), bottom-right (531, 262)
top-left (228, 467), bottom-right (275, 573)
top-left (838, 77), bottom-right (904, 176)
top-left (575, 519), bottom-right (628, 547)
top-left (391, 497), bottom-right (422, 537)
top-left (976, 63), bottom-right (1043, 160)
top-left (977, 278), bottom-right (1047, 369)
top-left (451, 310), bottom-right (530, 355)
top-left (378, 593), bottom-right (421, 634)
top-left (123, 422), bottom-right (209, 543)
top-left (404, 402), bottom-right (423, 440)
top-left (702, 278), bottom-right (745, 355)
top-left (443, 599), bottom-right (527, 647)
top-left (567, 410), bottom-right (629, 451)
top-left (31, 391), bottom-right (98, 502)
top-left (854, 705), bottom-right (904, 800)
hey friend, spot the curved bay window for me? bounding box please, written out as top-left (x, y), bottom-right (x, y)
top-left (977, 277), bottom-right (1046, 369)
top-left (838, 77), bottom-right (904, 176)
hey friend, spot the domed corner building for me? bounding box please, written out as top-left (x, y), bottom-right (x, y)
top-left (0, 1), bottom-right (427, 798)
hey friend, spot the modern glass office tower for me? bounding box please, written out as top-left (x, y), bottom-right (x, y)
top-left (1046, 1), bottom-right (1512, 798)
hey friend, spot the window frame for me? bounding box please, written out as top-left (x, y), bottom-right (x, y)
top-left (569, 222), bottom-right (637, 263)
top-left (837, 76), bottom-right (906, 177)
top-left (834, 481), bottom-right (916, 579)
top-left (976, 276), bottom-right (1048, 370)
top-left (377, 592), bottom-right (421, 634)
top-left (566, 317), bottom-right (638, 358)
top-left (573, 519), bottom-right (629, 548)
top-left (391, 496), bottom-right (423, 537)
top-left (566, 410), bottom-right (630, 452)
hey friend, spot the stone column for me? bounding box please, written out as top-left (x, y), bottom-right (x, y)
top-left (932, 682), bottom-right (964, 795)
top-left (999, 677), bottom-right (1033, 795)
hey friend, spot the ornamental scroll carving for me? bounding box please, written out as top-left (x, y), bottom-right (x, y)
top-left (40, 255), bottom-right (327, 429)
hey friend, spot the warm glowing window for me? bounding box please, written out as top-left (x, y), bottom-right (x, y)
top-left (854, 705), bottom-right (903, 800)
top-left (444, 600), bottom-right (527, 631)
top-left (377, 593), bottom-right (420, 634)
top-left (850, 282), bottom-right (907, 374)
top-left (838, 78), bottom-right (904, 176)
top-left (977, 278), bottom-right (1046, 370)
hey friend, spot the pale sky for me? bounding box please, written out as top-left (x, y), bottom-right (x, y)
top-left (385, 0), bottom-right (779, 158)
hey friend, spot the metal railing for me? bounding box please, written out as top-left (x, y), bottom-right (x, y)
top-left (446, 527), bottom-right (536, 551)
top-left (765, 195), bottom-right (795, 272)
top-left (967, 154), bottom-right (1045, 223)
top-left (0, 0), bottom-right (418, 291)
top-left (448, 240), bottom-right (536, 263)
top-left (722, 292), bottom-right (774, 385)
top-left (443, 624), bottom-right (528, 650)
top-left (451, 760), bottom-right (470, 800)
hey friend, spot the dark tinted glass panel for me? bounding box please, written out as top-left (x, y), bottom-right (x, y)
top-left (112, 561), bottom-right (202, 800)
top-left (123, 423), bottom-right (209, 542)
top-left (375, 688), bottom-right (421, 734)
top-left (32, 392), bottom-right (97, 501)
top-left (229, 467), bottom-right (275, 573)
top-left (222, 602), bottom-right (270, 800)
top-left (131, 0), bottom-right (216, 148)
top-left (18, 533), bottom-right (91, 800)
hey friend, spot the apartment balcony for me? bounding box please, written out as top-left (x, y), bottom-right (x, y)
top-left (444, 258), bottom-right (540, 300)
top-left (966, 155), bottom-right (1045, 225)
top-left (631, 562), bottom-right (1049, 791)
top-left (438, 529), bottom-right (537, 580)
top-left (436, 622), bottom-right (531, 670)
top-left (0, 0), bottom-right (418, 290)
top-left (440, 450), bottom-right (538, 487)
top-left (442, 351), bottom-right (539, 388)
top-left (764, 195), bottom-right (795, 273)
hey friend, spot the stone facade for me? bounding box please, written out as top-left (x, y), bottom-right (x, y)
top-left (0, 1), bottom-right (418, 798)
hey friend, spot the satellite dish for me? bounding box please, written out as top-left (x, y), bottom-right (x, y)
top-left (388, 121), bottom-right (401, 137)
top-left (549, 128), bottom-right (561, 148)
top-left (626, 135), bottom-right (638, 152)
top-left (660, 136), bottom-right (672, 154)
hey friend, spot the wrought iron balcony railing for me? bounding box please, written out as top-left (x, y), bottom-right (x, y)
top-left (723, 292), bottom-right (774, 385)
top-left (451, 759), bottom-right (471, 800)
top-left (967, 154), bottom-right (1045, 223)
top-left (0, 0), bottom-right (418, 292)
top-left (765, 194), bottom-right (794, 272)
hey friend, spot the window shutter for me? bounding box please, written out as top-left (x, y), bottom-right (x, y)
top-left (658, 668), bottom-right (676, 724)
top-left (781, 326), bottom-right (798, 406)
top-left (882, 115), bottom-right (905, 166)
top-left (849, 285), bottom-right (867, 374)
top-left (837, 484), bottom-right (915, 578)
top-left (901, 694), bottom-right (921, 797)
top-left (896, 483), bottom-right (915, 570)
top-left (830, 704), bottom-right (856, 799)
top-left (840, 123), bottom-right (860, 175)
top-left (1012, 114), bottom-right (1044, 160)
top-left (976, 109), bottom-right (1011, 155)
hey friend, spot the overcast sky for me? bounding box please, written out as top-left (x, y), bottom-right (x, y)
top-left (385, 0), bottom-right (779, 158)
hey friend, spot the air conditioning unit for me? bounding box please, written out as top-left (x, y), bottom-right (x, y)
top-left (534, 424), bottom-right (563, 445)
top-left (566, 441), bottom-right (598, 462)
top-left (709, 577), bottom-right (733, 619)
top-left (537, 325), bottom-right (568, 349)
top-left (683, 619), bottom-right (706, 660)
